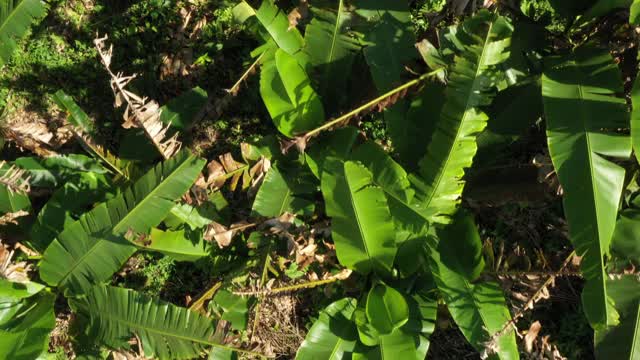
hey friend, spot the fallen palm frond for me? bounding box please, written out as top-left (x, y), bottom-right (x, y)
top-left (0, 161), bottom-right (31, 193)
top-left (94, 35), bottom-right (181, 160)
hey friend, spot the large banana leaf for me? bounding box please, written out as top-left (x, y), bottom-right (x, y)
top-left (351, 141), bottom-right (429, 238)
top-left (0, 280), bottom-right (55, 360)
top-left (416, 10), bottom-right (513, 224)
top-left (252, 164), bottom-right (315, 217)
top-left (304, 1), bottom-right (361, 112)
top-left (39, 150), bottom-right (205, 294)
top-left (70, 285), bottom-right (230, 359)
top-left (595, 276), bottom-right (640, 359)
top-left (29, 172), bottom-right (112, 252)
top-left (542, 46), bottom-right (630, 328)
top-left (141, 228), bottom-right (209, 262)
top-left (353, 289), bottom-right (437, 358)
top-left (321, 157), bottom-right (397, 276)
top-left (428, 213), bottom-right (518, 359)
top-left (358, 0), bottom-right (419, 165)
top-left (611, 209), bottom-right (640, 263)
top-left (260, 48), bottom-right (325, 137)
top-left (306, 127), bottom-right (359, 179)
top-left (296, 298), bottom-right (358, 359)
top-left (239, 0), bottom-right (304, 56)
top-left (0, 0), bottom-right (47, 66)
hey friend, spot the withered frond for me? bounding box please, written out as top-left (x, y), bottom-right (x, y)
top-left (94, 35), bottom-right (181, 159)
top-left (0, 161), bottom-right (31, 194)
top-left (1, 110), bottom-right (72, 156)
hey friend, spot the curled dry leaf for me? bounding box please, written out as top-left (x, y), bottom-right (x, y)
top-left (204, 221), bottom-right (234, 248)
top-left (524, 321), bottom-right (542, 353)
top-left (204, 221), bottom-right (255, 248)
top-left (280, 136), bottom-right (308, 154)
top-left (287, 0), bottom-right (308, 30)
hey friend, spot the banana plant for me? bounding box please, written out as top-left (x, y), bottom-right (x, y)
top-left (0, 0), bottom-right (47, 66)
top-left (542, 45), bottom-right (630, 328)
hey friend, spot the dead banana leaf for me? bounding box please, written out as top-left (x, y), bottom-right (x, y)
top-left (94, 35), bottom-right (181, 159)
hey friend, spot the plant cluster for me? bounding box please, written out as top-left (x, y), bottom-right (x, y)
top-left (2, 0), bottom-right (640, 359)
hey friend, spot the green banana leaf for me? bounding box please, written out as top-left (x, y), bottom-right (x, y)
top-left (354, 289), bottom-right (437, 358)
top-left (306, 127), bottom-right (359, 180)
top-left (39, 150), bottom-right (205, 294)
top-left (0, 280), bottom-right (55, 360)
top-left (259, 48), bottom-right (325, 137)
top-left (366, 284), bottom-right (409, 335)
top-left (252, 164), bottom-right (315, 217)
top-left (632, 0), bottom-right (640, 23)
top-left (351, 141), bottom-right (429, 238)
top-left (296, 298), bottom-right (358, 359)
top-left (139, 228), bottom-right (209, 262)
top-left (358, 0), bottom-right (418, 165)
top-left (29, 172), bottom-right (112, 252)
top-left (611, 209), bottom-right (640, 264)
top-left (304, 1), bottom-right (361, 112)
top-left (211, 290), bottom-right (251, 331)
top-left (543, 45), bottom-right (630, 328)
top-left (70, 285), bottom-right (231, 359)
top-left (595, 276), bottom-right (640, 359)
top-left (436, 210), bottom-right (485, 281)
top-left (428, 213), bottom-right (518, 359)
top-left (0, 0), bottom-right (47, 66)
top-left (321, 157), bottom-right (397, 276)
top-left (240, 0), bottom-right (304, 56)
top-left (159, 87), bottom-right (209, 130)
top-left (165, 203), bottom-right (216, 230)
top-left (416, 10), bottom-right (514, 224)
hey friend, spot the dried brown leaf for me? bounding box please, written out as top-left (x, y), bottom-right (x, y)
top-left (524, 321), bottom-right (541, 353)
top-left (204, 221), bottom-right (234, 248)
top-left (287, 0), bottom-right (308, 30)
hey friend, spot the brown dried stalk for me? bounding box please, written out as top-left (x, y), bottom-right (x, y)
top-left (281, 68), bottom-right (442, 153)
top-left (233, 269), bottom-right (352, 297)
top-left (0, 161), bottom-right (31, 194)
top-left (482, 250), bottom-right (576, 359)
top-left (0, 210), bottom-right (29, 226)
top-left (226, 52), bottom-right (265, 97)
top-left (94, 35), bottom-right (181, 159)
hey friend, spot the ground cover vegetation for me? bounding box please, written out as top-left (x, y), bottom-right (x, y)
top-left (1, 0), bottom-right (640, 359)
